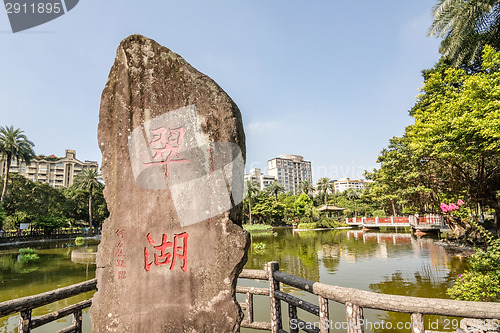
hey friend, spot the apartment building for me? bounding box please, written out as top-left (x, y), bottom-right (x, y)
top-left (0, 149), bottom-right (98, 188)
top-left (244, 168), bottom-right (276, 191)
top-left (267, 154), bottom-right (312, 194)
top-left (333, 178), bottom-right (369, 193)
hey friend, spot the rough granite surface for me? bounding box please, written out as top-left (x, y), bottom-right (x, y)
top-left (90, 34), bottom-right (249, 333)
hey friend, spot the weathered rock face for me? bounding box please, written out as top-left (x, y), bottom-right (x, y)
top-left (90, 34), bottom-right (249, 332)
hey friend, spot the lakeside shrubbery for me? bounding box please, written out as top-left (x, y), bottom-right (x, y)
top-left (243, 224), bottom-right (273, 232)
top-left (297, 218), bottom-right (348, 230)
top-left (18, 248), bottom-right (39, 264)
top-left (0, 174), bottom-right (108, 233)
top-left (447, 218), bottom-right (500, 302)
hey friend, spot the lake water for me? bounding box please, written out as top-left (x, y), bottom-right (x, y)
top-left (0, 228), bottom-right (468, 333)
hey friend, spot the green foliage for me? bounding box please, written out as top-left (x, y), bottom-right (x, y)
top-left (317, 217), bottom-right (346, 228)
top-left (448, 270), bottom-right (500, 302)
top-left (0, 126), bottom-right (36, 203)
top-left (369, 46), bottom-right (500, 222)
top-left (294, 193), bottom-right (313, 217)
top-left (75, 236), bottom-right (85, 246)
top-left (72, 168), bottom-right (104, 228)
top-left (5, 211), bottom-right (32, 230)
top-left (251, 193), bottom-right (285, 226)
top-left (297, 222), bottom-right (319, 229)
top-left (299, 217), bottom-right (311, 224)
top-left (316, 178), bottom-right (333, 205)
top-left (0, 203), bottom-right (5, 229)
top-left (18, 248), bottom-right (40, 264)
top-left (33, 215), bottom-right (68, 235)
top-left (429, 0), bottom-right (500, 68)
top-left (252, 242), bottom-right (266, 255)
top-left (266, 181), bottom-right (284, 200)
top-left (372, 210), bottom-right (386, 218)
top-left (64, 185), bottom-right (108, 226)
top-left (243, 224), bottom-right (273, 232)
top-left (3, 174), bottom-right (70, 227)
top-left (448, 218), bottom-right (500, 301)
top-left (297, 218), bottom-right (346, 229)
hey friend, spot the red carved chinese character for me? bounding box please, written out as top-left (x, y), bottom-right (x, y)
top-left (115, 229), bottom-right (124, 238)
top-left (116, 259), bottom-right (126, 267)
top-left (118, 271), bottom-right (127, 279)
top-left (144, 232), bottom-right (189, 272)
top-left (143, 126), bottom-right (189, 177)
top-left (116, 248), bottom-right (125, 257)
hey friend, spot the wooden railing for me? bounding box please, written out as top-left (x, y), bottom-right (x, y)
top-left (0, 279), bottom-right (96, 333)
top-left (0, 228), bottom-right (99, 244)
top-left (238, 262), bottom-right (500, 333)
top-left (2, 263), bottom-right (500, 332)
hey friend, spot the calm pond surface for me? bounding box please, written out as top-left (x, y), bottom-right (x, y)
top-left (0, 228), bottom-right (468, 333)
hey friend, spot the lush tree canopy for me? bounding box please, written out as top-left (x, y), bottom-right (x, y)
top-left (429, 0), bottom-right (500, 68)
top-left (0, 126), bottom-right (35, 202)
top-left (368, 45), bottom-right (500, 230)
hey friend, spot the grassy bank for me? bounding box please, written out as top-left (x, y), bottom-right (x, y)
top-left (243, 224), bottom-right (273, 232)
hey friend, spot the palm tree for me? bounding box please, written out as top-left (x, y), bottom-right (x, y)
top-left (429, 0), bottom-right (500, 67)
top-left (73, 168), bottom-right (103, 230)
top-left (246, 180), bottom-right (260, 225)
top-left (298, 180), bottom-right (313, 198)
top-left (345, 188), bottom-right (362, 218)
top-left (0, 126), bottom-right (35, 202)
top-left (316, 178), bottom-right (333, 206)
top-left (266, 180), bottom-right (284, 201)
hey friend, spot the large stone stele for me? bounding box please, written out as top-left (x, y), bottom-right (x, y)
top-left (90, 34), bottom-right (250, 332)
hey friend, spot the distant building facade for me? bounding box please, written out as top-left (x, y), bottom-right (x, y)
top-left (244, 168), bottom-right (276, 191)
top-left (268, 154), bottom-right (312, 194)
top-left (333, 178), bottom-right (369, 193)
top-left (0, 149), bottom-right (98, 188)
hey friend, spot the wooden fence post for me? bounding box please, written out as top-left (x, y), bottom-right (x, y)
top-left (18, 309), bottom-right (31, 333)
top-left (268, 261), bottom-right (282, 333)
top-left (288, 304), bottom-right (298, 333)
top-left (346, 302), bottom-right (363, 333)
top-left (411, 313), bottom-right (424, 333)
top-left (319, 295), bottom-right (329, 333)
top-left (246, 292), bottom-right (254, 324)
top-left (73, 309), bottom-right (83, 333)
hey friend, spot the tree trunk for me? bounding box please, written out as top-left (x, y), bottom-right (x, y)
top-left (1, 155), bottom-right (12, 203)
top-left (248, 197), bottom-right (252, 225)
top-left (391, 200), bottom-right (396, 217)
top-left (88, 186), bottom-right (93, 230)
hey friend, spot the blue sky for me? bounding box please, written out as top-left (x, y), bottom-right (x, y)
top-left (0, 1), bottom-right (441, 182)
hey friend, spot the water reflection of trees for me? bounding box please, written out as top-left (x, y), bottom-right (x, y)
top-left (244, 229), bottom-right (437, 282)
top-left (367, 259), bottom-right (468, 333)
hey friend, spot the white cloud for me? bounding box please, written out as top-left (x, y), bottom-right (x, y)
top-left (246, 121), bottom-right (278, 133)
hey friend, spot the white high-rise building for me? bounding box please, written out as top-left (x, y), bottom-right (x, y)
top-left (333, 178), bottom-right (369, 193)
top-left (267, 154), bottom-right (312, 194)
top-left (244, 168), bottom-right (276, 191)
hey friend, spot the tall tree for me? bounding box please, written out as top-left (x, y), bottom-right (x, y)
top-left (372, 46), bottom-right (500, 233)
top-left (429, 0), bottom-right (500, 67)
top-left (246, 180), bottom-right (260, 225)
top-left (0, 126), bottom-right (35, 202)
top-left (316, 178), bottom-right (333, 206)
top-left (73, 168), bottom-right (103, 229)
top-left (298, 180), bottom-right (314, 198)
top-left (266, 180), bottom-right (284, 201)
top-left (345, 188), bottom-right (363, 218)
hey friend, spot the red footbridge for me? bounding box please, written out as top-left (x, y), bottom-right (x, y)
top-left (345, 215), bottom-right (449, 233)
